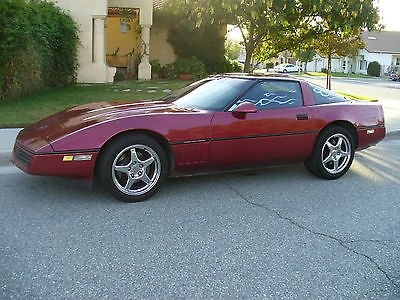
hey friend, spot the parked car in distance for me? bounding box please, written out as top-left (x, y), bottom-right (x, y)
top-left (13, 75), bottom-right (385, 202)
top-left (390, 72), bottom-right (400, 81)
top-left (274, 64), bottom-right (301, 73)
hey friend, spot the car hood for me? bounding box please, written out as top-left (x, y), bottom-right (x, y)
top-left (17, 100), bottom-right (194, 152)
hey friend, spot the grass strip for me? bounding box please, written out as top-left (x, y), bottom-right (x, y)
top-left (0, 80), bottom-right (189, 128)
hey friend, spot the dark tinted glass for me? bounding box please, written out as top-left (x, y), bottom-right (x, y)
top-left (235, 80), bottom-right (303, 110)
top-left (310, 84), bottom-right (349, 104)
top-left (173, 78), bottom-right (254, 111)
top-left (161, 78), bottom-right (212, 102)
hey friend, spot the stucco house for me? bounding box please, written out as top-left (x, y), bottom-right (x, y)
top-left (54, 0), bottom-right (176, 83)
top-left (305, 31), bottom-right (400, 76)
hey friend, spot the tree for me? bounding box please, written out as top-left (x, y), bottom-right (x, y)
top-left (163, 0), bottom-right (319, 72)
top-left (307, 0), bottom-right (380, 89)
top-left (225, 39), bottom-right (241, 60)
top-left (154, 9), bottom-right (225, 73)
top-left (294, 50), bottom-right (316, 73)
top-left (163, 0), bottom-right (380, 74)
top-left (313, 34), bottom-right (365, 89)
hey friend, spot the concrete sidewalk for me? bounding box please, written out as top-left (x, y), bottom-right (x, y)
top-left (0, 128), bottom-right (22, 153)
top-left (0, 128), bottom-right (22, 166)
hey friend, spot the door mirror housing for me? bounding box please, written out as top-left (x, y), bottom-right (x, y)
top-left (232, 101), bottom-right (258, 114)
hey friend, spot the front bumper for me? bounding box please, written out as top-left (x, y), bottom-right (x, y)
top-left (12, 143), bottom-right (99, 182)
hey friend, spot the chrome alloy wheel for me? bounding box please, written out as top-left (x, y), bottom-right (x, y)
top-left (111, 144), bottom-right (161, 196)
top-left (321, 133), bottom-right (352, 174)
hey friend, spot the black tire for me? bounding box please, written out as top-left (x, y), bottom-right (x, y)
top-left (97, 134), bottom-right (168, 202)
top-left (283, 69), bottom-right (288, 73)
top-left (305, 126), bottom-right (355, 180)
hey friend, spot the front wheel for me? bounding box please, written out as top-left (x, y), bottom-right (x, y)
top-left (97, 134), bottom-right (168, 202)
top-left (305, 126), bottom-right (355, 179)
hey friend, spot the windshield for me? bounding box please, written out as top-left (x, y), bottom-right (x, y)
top-left (164, 77), bottom-right (254, 111)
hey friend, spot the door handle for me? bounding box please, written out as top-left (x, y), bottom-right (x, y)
top-left (296, 114), bottom-right (308, 120)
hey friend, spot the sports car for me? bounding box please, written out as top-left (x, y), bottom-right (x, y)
top-left (12, 75), bottom-right (385, 202)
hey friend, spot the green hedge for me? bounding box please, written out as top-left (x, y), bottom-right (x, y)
top-left (367, 61), bottom-right (381, 77)
top-left (0, 0), bottom-right (78, 101)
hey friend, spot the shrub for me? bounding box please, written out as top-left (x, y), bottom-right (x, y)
top-left (0, 0), bottom-right (78, 101)
top-left (114, 69), bottom-right (126, 81)
top-left (173, 57), bottom-right (206, 79)
top-left (367, 61), bottom-right (381, 77)
top-left (223, 58), bottom-right (243, 73)
top-left (150, 59), bottom-right (162, 74)
top-left (321, 68), bottom-right (328, 74)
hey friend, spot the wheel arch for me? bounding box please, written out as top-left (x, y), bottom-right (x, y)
top-left (318, 120), bottom-right (359, 149)
top-left (95, 129), bottom-right (175, 176)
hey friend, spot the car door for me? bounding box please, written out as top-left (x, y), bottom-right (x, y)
top-left (210, 80), bottom-right (315, 170)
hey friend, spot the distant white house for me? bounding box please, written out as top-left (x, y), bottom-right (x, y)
top-left (305, 31), bottom-right (400, 76)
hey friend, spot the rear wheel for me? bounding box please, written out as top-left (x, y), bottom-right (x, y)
top-left (283, 69), bottom-right (288, 73)
top-left (305, 126), bottom-right (355, 179)
top-left (97, 134), bottom-right (168, 202)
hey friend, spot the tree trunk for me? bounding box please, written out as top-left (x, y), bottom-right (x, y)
top-left (244, 51), bottom-right (253, 73)
top-left (326, 54), bottom-right (332, 90)
top-left (243, 25), bottom-right (255, 74)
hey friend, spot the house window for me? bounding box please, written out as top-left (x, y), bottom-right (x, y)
top-left (120, 22), bottom-right (128, 33)
top-left (396, 57), bottom-right (400, 65)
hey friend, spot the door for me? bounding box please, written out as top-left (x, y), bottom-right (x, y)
top-left (210, 80), bottom-right (315, 169)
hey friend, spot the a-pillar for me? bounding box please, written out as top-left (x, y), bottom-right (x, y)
top-left (138, 25), bottom-right (151, 80)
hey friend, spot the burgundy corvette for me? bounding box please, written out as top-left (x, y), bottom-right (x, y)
top-left (12, 75), bottom-right (385, 202)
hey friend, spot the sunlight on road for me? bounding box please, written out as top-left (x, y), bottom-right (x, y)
top-left (353, 142), bottom-right (400, 184)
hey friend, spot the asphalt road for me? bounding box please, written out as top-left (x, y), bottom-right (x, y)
top-left (1, 138), bottom-right (399, 299)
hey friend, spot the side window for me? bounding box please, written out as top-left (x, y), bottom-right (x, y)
top-left (237, 80), bottom-right (303, 110)
top-left (310, 84), bottom-right (350, 105)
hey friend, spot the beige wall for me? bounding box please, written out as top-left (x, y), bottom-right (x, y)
top-left (54, 0), bottom-right (154, 82)
top-left (54, 0), bottom-right (116, 83)
top-left (150, 25), bottom-right (177, 65)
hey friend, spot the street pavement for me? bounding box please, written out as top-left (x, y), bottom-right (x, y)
top-left (1, 77), bottom-right (399, 298)
top-left (1, 139), bottom-right (399, 298)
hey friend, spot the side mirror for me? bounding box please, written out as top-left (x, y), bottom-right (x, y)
top-left (232, 101), bottom-right (258, 114)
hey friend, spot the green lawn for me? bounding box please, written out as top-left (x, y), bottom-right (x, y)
top-left (305, 72), bottom-right (375, 79)
top-left (0, 78), bottom-right (378, 128)
top-left (0, 80), bottom-right (190, 128)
